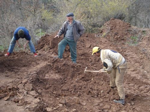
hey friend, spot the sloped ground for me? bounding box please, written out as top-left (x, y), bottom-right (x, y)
top-left (0, 19), bottom-right (150, 112)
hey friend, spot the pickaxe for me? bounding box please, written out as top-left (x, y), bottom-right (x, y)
top-left (84, 67), bottom-right (106, 73)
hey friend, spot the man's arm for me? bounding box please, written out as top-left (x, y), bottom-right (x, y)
top-left (24, 40), bottom-right (29, 50)
top-left (16, 40), bottom-right (21, 47)
top-left (100, 60), bottom-right (113, 74)
top-left (14, 29), bottom-right (20, 42)
top-left (24, 30), bottom-right (31, 49)
top-left (78, 22), bottom-right (85, 36)
top-left (99, 68), bottom-right (107, 73)
top-left (54, 21), bottom-right (66, 38)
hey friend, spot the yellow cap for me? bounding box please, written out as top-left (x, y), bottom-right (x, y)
top-left (92, 47), bottom-right (100, 55)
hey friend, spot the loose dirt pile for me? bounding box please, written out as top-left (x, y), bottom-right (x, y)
top-left (0, 19), bottom-right (150, 112)
top-left (99, 19), bottom-right (131, 42)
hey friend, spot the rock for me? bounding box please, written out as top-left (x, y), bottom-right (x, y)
top-left (80, 100), bottom-right (86, 106)
top-left (25, 83), bottom-right (33, 91)
top-left (73, 97), bottom-right (80, 104)
top-left (17, 100), bottom-right (25, 106)
top-left (13, 97), bottom-right (20, 103)
top-left (22, 79), bottom-right (28, 84)
top-left (18, 84), bottom-right (24, 90)
top-left (25, 103), bottom-right (37, 111)
top-left (71, 109), bottom-right (77, 112)
top-left (134, 107), bottom-right (142, 111)
top-left (86, 43), bottom-right (91, 48)
top-left (62, 109), bottom-right (69, 112)
top-left (37, 89), bottom-right (42, 93)
top-left (131, 102), bottom-right (134, 105)
top-left (59, 99), bottom-right (66, 104)
top-left (93, 100), bottom-right (100, 106)
top-left (128, 110), bottom-right (134, 112)
top-left (139, 86), bottom-right (145, 90)
top-left (28, 91), bottom-right (38, 97)
top-left (99, 99), bottom-right (104, 102)
top-left (32, 98), bottom-right (40, 104)
top-left (103, 104), bottom-right (110, 109)
top-left (58, 104), bottom-right (63, 107)
top-left (111, 106), bottom-right (120, 112)
top-left (24, 95), bottom-right (34, 103)
top-left (127, 103), bottom-right (131, 106)
top-left (46, 107), bottom-right (53, 112)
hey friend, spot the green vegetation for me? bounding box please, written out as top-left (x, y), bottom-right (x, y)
top-left (0, 45), bottom-right (4, 51)
top-left (36, 29), bottom-right (46, 37)
top-left (129, 36), bottom-right (138, 45)
top-left (142, 30), bottom-right (147, 35)
top-left (131, 36), bottom-right (138, 42)
top-left (0, 0), bottom-right (139, 51)
top-left (53, 0), bottom-right (136, 32)
top-left (102, 32), bottom-right (107, 37)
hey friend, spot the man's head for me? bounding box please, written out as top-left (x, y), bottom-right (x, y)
top-left (18, 29), bottom-right (24, 38)
top-left (66, 13), bottom-right (74, 22)
top-left (92, 47), bottom-right (101, 57)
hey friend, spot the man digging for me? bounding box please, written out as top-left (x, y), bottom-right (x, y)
top-left (92, 47), bottom-right (127, 105)
top-left (54, 13), bottom-right (85, 63)
top-left (5, 27), bottom-right (37, 57)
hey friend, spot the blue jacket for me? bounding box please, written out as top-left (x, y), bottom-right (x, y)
top-left (14, 27), bottom-right (31, 40)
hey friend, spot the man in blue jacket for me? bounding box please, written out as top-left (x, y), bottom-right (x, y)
top-left (54, 13), bottom-right (85, 63)
top-left (5, 27), bottom-right (37, 57)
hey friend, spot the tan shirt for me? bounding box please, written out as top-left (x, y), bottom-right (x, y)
top-left (100, 49), bottom-right (125, 69)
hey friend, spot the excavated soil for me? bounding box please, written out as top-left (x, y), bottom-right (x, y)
top-left (0, 19), bottom-right (150, 112)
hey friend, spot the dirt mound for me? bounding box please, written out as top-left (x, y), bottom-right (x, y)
top-left (100, 19), bottom-right (131, 41)
top-left (37, 33), bottom-right (73, 58)
top-left (36, 33), bottom-right (63, 54)
top-left (0, 52), bottom-right (38, 73)
top-left (0, 19), bottom-right (150, 112)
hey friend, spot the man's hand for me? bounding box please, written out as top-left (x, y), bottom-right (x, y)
top-left (16, 40), bottom-right (21, 48)
top-left (54, 35), bottom-right (60, 38)
top-left (99, 69), bottom-right (106, 73)
top-left (24, 41), bottom-right (29, 50)
top-left (24, 43), bottom-right (27, 50)
top-left (17, 44), bottom-right (21, 48)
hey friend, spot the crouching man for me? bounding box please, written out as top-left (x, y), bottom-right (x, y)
top-left (5, 27), bottom-right (37, 57)
top-left (92, 47), bottom-right (127, 105)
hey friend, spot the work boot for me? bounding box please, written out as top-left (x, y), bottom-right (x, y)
top-left (113, 99), bottom-right (125, 105)
top-left (34, 53), bottom-right (38, 57)
top-left (53, 56), bottom-right (59, 59)
top-left (5, 52), bottom-right (10, 56)
top-left (72, 61), bottom-right (76, 64)
top-left (52, 56), bottom-right (63, 61)
top-left (111, 86), bottom-right (116, 89)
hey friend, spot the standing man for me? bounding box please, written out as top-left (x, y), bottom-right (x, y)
top-left (54, 13), bottom-right (85, 63)
top-left (92, 47), bottom-right (127, 105)
top-left (5, 27), bottom-right (37, 57)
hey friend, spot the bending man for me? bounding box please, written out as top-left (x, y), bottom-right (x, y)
top-left (5, 27), bottom-right (37, 57)
top-left (92, 47), bottom-right (127, 105)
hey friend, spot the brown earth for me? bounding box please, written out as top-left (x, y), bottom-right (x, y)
top-left (0, 19), bottom-right (150, 112)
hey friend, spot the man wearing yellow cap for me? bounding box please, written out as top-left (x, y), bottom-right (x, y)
top-left (92, 47), bottom-right (127, 105)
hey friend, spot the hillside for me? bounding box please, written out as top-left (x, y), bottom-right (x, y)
top-left (0, 19), bottom-right (150, 112)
